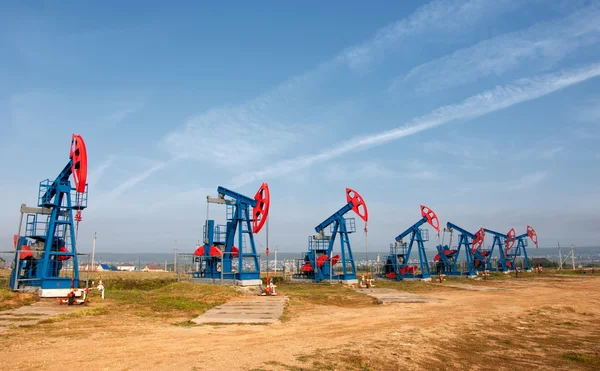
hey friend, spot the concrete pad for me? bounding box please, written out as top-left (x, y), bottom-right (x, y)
top-left (192, 296), bottom-right (287, 325)
top-left (355, 288), bottom-right (439, 303)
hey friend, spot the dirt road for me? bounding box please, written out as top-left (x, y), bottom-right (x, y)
top-left (1, 275), bottom-right (599, 370)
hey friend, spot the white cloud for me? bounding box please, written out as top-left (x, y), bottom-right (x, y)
top-left (231, 62), bottom-right (600, 187)
top-left (104, 98), bottom-right (146, 127)
top-left (159, 0), bottom-right (523, 171)
top-left (393, 3), bottom-right (600, 92)
top-left (87, 154), bottom-right (115, 188)
top-left (340, 0), bottom-right (522, 72)
top-left (160, 107), bottom-right (304, 169)
top-left (541, 146), bottom-right (565, 159)
top-left (508, 171), bottom-right (549, 190)
top-left (104, 156), bottom-right (182, 199)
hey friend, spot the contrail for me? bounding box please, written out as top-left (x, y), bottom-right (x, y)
top-left (231, 62), bottom-right (600, 187)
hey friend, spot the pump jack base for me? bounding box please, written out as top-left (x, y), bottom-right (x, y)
top-left (37, 288), bottom-right (84, 298)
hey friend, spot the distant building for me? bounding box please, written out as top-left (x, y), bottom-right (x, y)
top-left (117, 263), bottom-right (137, 272)
top-left (97, 264), bottom-right (112, 271)
top-left (143, 264), bottom-right (164, 272)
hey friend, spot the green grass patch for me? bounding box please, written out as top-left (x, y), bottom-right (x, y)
top-left (171, 320), bottom-right (198, 327)
top-left (562, 352), bottom-right (599, 364)
top-left (0, 288), bottom-right (38, 311)
top-left (106, 281), bottom-right (240, 317)
top-left (38, 306), bottom-right (108, 324)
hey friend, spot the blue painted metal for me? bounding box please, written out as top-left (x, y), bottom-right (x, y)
top-left (483, 228), bottom-right (512, 272)
top-left (433, 244), bottom-right (461, 276)
top-left (513, 232), bottom-right (533, 271)
top-left (382, 215), bottom-right (432, 280)
top-left (296, 192), bottom-right (363, 283)
top-left (441, 222), bottom-right (488, 276)
top-left (10, 162), bottom-right (88, 290)
top-left (192, 186), bottom-right (261, 281)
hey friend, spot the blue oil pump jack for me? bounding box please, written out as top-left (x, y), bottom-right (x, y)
top-left (501, 226), bottom-right (538, 272)
top-left (298, 188), bottom-right (368, 284)
top-left (9, 134), bottom-right (88, 297)
top-left (437, 222), bottom-right (486, 277)
top-left (192, 183), bottom-right (269, 285)
top-left (382, 205), bottom-right (440, 281)
top-left (483, 228), bottom-right (514, 272)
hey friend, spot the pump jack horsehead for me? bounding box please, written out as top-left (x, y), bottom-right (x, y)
top-left (10, 134), bottom-right (89, 298)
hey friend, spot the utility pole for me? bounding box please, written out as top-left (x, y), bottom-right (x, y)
top-left (173, 240), bottom-right (178, 276)
top-left (91, 232), bottom-right (97, 271)
top-left (274, 246), bottom-right (278, 276)
top-left (557, 241), bottom-right (563, 270)
top-left (365, 223), bottom-right (369, 277)
top-left (571, 245), bottom-right (576, 270)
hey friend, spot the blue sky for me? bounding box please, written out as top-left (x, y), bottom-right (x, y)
top-left (2, 0), bottom-right (600, 255)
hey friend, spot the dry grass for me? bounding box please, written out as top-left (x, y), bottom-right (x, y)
top-left (0, 288), bottom-right (38, 311)
top-left (277, 283), bottom-right (378, 307)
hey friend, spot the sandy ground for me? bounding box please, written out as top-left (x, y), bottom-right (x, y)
top-left (1, 275), bottom-right (599, 370)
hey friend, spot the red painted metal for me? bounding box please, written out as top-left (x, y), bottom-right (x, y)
top-left (420, 205), bottom-right (440, 231)
top-left (331, 255), bottom-right (340, 266)
top-left (433, 249), bottom-right (457, 262)
top-left (193, 245), bottom-right (223, 257)
top-left (346, 188), bottom-right (368, 222)
top-left (13, 235), bottom-right (32, 260)
top-left (316, 254), bottom-right (340, 268)
top-left (316, 255), bottom-right (327, 268)
top-left (69, 134), bottom-right (88, 194)
top-left (527, 225), bottom-right (538, 248)
top-left (472, 228), bottom-right (485, 253)
top-left (505, 228), bottom-right (516, 250)
top-left (57, 246), bottom-right (72, 261)
top-left (252, 182), bottom-right (270, 234)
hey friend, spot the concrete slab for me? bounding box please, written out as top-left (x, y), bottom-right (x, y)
top-left (192, 296), bottom-right (287, 325)
top-left (355, 288), bottom-right (439, 303)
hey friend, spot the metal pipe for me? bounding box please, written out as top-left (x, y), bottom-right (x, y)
top-left (12, 209), bottom-right (25, 290)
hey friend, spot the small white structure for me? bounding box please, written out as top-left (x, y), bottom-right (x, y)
top-left (143, 264), bottom-right (165, 272)
top-left (117, 264), bottom-right (137, 272)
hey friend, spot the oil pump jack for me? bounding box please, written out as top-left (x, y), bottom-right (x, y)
top-left (9, 134), bottom-right (88, 297)
top-left (437, 223), bottom-right (486, 277)
top-left (483, 228), bottom-right (511, 272)
top-left (502, 226), bottom-right (538, 272)
top-left (382, 205), bottom-right (440, 281)
top-left (296, 188), bottom-right (368, 284)
top-left (192, 183), bottom-right (269, 286)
